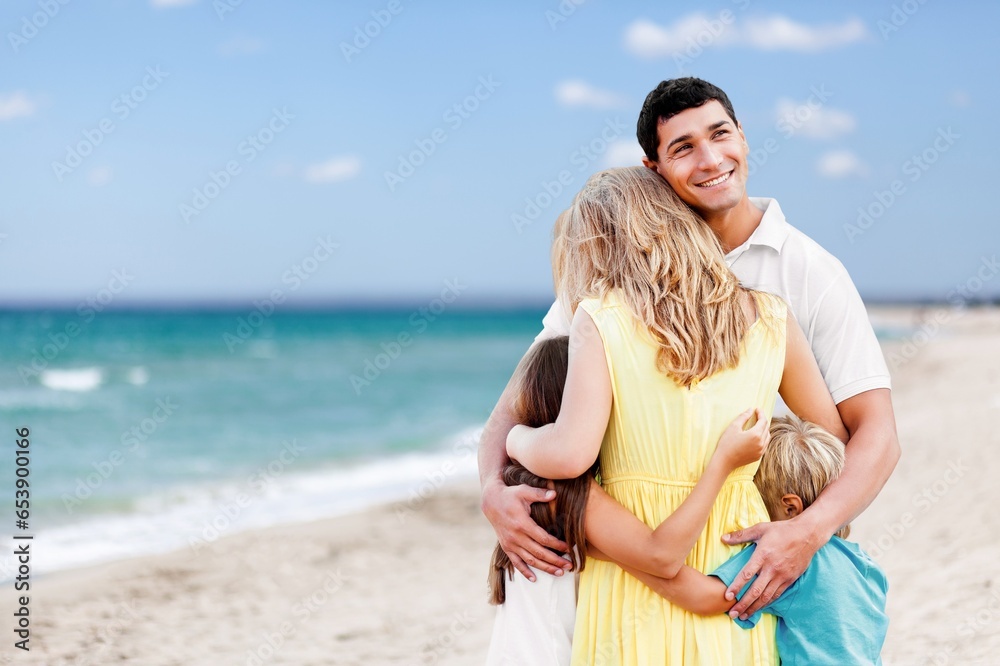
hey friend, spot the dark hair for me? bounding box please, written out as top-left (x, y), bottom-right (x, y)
top-left (636, 77), bottom-right (739, 162)
top-left (488, 336), bottom-right (598, 605)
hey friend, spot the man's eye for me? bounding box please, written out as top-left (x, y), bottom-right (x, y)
top-left (714, 130), bottom-right (729, 138)
top-left (674, 144), bottom-right (691, 154)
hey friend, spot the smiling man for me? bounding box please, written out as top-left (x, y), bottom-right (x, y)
top-left (479, 77), bottom-right (899, 623)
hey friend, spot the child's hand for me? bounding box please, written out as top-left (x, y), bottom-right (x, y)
top-left (714, 408), bottom-right (769, 470)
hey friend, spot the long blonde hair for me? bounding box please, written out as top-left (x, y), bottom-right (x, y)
top-left (554, 166), bottom-right (754, 387)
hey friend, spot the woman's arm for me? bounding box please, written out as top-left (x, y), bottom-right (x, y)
top-left (616, 559), bottom-right (732, 616)
top-left (583, 410), bottom-right (768, 579)
top-left (587, 541), bottom-right (731, 616)
top-left (505, 307), bottom-right (611, 479)
top-left (779, 311), bottom-right (849, 442)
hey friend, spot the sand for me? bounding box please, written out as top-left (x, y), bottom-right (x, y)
top-left (3, 304), bottom-right (999, 665)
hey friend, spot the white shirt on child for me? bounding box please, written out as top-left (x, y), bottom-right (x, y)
top-left (485, 564), bottom-right (576, 666)
top-left (536, 197), bottom-right (891, 404)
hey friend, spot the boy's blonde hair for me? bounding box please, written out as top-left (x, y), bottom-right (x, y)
top-left (754, 415), bottom-right (851, 539)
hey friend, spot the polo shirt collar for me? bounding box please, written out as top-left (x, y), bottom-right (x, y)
top-left (745, 197), bottom-right (790, 253)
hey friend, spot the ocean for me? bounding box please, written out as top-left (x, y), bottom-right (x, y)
top-left (0, 306), bottom-right (545, 579)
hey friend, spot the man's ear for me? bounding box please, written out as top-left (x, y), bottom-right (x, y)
top-left (737, 122), bottom-right (749, 153)
top-left (641, 156), bottom-right (659, 172)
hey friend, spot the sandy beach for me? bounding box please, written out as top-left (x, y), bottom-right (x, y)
top-left (4, 304), bottom-right (1000, 665)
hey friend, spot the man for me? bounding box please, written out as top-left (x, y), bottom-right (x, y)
top-left (479, 77), bottom-right (899, 621)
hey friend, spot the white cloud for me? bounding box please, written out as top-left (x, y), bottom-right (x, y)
top-left (624, 14), bottom-right (867, 58)
top-left (0, 91), bottom-right (36, 121)
top-left (741, 15), bottom-right (867, 52)
top-left (151, 0), bottom-right (198, 7)
top-left (775, 98), bottom-right (856, 139)
top-left (303, 156), bottom-right (361, 184)
top-left (602, 140), bottom-right (646, 169)
top-left (218, 36), bottom-right (263, 57)
top-left (87, 167), bottom-right (113, 187)
top-left (555, 80), bottom-right (628, 109)
top-left (624, 15), bottom-right (739, 58)
top-left (817, 150), bottom-right (868, 179)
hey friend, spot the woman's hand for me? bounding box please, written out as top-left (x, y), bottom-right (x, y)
top-left (713, 408), bottom-right (769, 471)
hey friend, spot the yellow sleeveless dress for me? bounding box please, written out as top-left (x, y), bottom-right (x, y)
top-left (572, 290), bottom-right (785, 666)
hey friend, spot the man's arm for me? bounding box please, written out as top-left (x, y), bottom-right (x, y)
top-left (478, 367), bottom-right (573, 582)
top-left (722, 387), bottom-right (899, 619)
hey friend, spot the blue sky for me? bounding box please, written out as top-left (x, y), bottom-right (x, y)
top-left (1, 0), bottom-right (997, 306)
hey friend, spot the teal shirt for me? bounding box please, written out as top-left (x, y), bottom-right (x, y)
top-left (710, 537), bottom-right (889, 665)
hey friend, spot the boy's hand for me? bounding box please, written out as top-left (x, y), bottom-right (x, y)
top-left (715, 408), bottom-right (769, 470)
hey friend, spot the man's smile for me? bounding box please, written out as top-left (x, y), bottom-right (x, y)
top-left (695, 170), bottom-right (733, 188)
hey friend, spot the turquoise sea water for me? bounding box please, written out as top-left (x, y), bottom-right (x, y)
top-left (0, 307), bottom-right (544, 576)
top-left (0, 306), bottom-right (904, 577)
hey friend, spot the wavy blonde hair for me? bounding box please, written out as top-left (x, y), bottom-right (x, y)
top-left (554, 166), bottom-right (754, 387)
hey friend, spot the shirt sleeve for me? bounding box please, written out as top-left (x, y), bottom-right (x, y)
top-left (805, 272), bottom-right (891, 404)
top-left (709, 546), bottom-right (760, 628)
top-left (709, 544), bottom-right (799, 629)
top-left (534, 299), bottom-right (572, 343)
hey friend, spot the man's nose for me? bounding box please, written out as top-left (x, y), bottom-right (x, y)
top-left (696, 143), bottom-right (724, 171)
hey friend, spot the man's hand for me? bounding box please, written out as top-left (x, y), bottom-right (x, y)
top-left (481, 477), bottom-right (572, 582)
top-left (721, 517), bottom-right (826, 619)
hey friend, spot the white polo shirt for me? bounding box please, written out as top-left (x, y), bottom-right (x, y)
top-left (536, 197), bottom-right (890, 404)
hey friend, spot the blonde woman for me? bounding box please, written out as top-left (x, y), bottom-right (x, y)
top-left (506, 167), bottom-right (848, 664)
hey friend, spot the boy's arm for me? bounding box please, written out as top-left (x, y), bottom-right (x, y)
top-left (584, 411), bottom-right (766, 579)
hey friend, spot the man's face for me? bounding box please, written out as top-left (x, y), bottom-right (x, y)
top-left (643, 100), bottom-right (749, 218)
